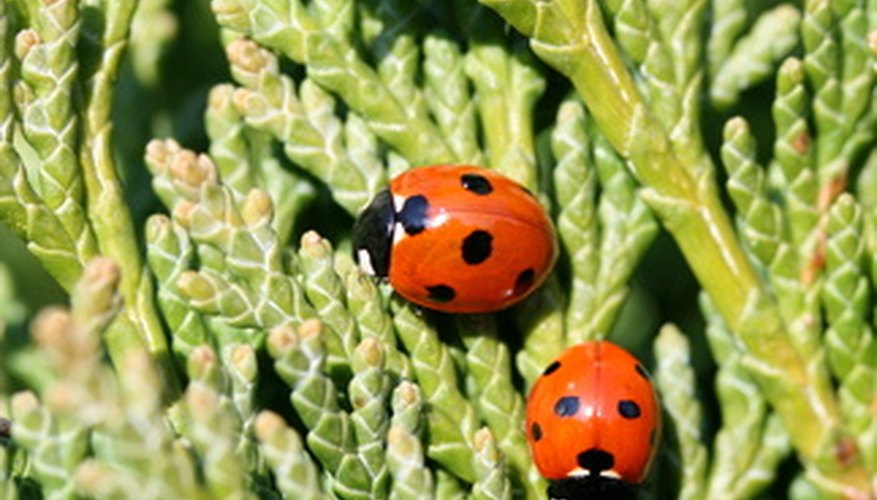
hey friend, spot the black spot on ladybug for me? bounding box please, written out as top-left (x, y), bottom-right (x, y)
top-left (531, 422), bottom-right (543, 442)
top-left (461, 230), bottom-right (493, 264)
top-left (577, 448), bottom-right (615, 475)
top-left (618, 400), bottom-right (641, 419)
top-left (398, 195), bottom-right (430, 235)
top-left (426, 284), bottom-right (456, 303)
top-left (461, 173), bottom-right (493, 195)
top-left (543, 361), bottom-right (561, 376)
top-left (635, 363), bottom-right (650, 381)
top-left (513, 268), bottom-right (535, 296)
top-left (554, 396), bottom-right (580, 417)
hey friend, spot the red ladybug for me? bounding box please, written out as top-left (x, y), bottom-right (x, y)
top-left (526, 341), bottom-right (661, 499)
top-left (353, 165), bottom-right (557, 313)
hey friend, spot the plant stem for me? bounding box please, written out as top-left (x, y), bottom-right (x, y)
top-left (78, 0), bottom-right (180, 399)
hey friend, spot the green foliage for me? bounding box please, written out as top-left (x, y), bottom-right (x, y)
top-left (0, 0), bottom-right (875, 499)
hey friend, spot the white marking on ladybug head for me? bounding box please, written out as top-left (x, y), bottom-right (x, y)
top-left (392, 193), bottom-right (406, 212)
top-left (567, 467), bottom-right (621, 480)
top-left (393, 222), bottom-right (406, 246)
top-left (568, 467), bottom-right (589, 478)
top-left (600, 470), bottom-right (621, 480)
top-left (357, 249), bottom-right (376, 276)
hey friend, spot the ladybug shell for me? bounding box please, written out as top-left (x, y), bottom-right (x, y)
top-left (526, 341), bottom-right (661, 484)
top-left (353, 165), bottom-right (557, 313)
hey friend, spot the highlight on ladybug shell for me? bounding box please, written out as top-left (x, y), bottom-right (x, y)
top-left (353, 165), bottom-right (558, 313)
top-left (525, 341), bottom-right (662, 499)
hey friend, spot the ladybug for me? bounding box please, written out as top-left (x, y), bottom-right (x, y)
top-left (526, 341), bottom-right (661, 499)
top-left (352, 165), bottom-right (557, 313)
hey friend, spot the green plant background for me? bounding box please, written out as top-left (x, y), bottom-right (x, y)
top-left (0, 0), bottom-right (875, 498)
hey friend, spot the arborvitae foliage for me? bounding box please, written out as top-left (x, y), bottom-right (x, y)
top-left (1, 0), bottom-right (875, 498)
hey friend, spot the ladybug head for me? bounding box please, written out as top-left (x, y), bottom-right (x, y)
top-left (548, 475), bottom-right (639, 500)
top-left (353, 189), bottom-right (395, 277)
